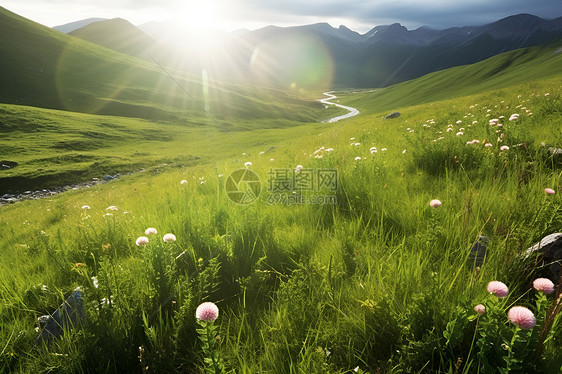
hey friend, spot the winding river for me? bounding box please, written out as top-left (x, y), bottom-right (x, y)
top-left (318, 91), bottom-right (360, 123)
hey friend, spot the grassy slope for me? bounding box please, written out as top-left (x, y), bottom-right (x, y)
top-left (68, 18), bottom-right (155, 59)
top-left (0, 44), bottom-right (561, 372)
top-left (0, 6), bottom-right (328, 123)
top-left (342, 37), bottom-right (562, 115)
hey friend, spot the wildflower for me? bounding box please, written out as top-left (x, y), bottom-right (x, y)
top-left (507, 306), bottom-right (536, 329)
top-left (180, 179), bottom-right (188, 185)
top-left (354, 156), bottom-right (362, 161)
top-left (196, 302), bottom-right (219, 322)
top-left (244, 162), bottom-right (252, 168)
top-left (446, 128), bottom-right (453, 133)
top-left (91, 276), bottom-right (99, 288)
top-left (509, 114), bottom-right (519, 121)
top-left (533, 278), bottom-right (555, 294)
top-left (456, 120), bottom-right (462, 124)
top-left (402, 149), bottom-right (407, 154)
top-left (544, 188), bottom-right (556, 195)
top-left (163, 233), bottom-right (176, 242)
top-left (484, 143), bottom-right (493, 147)
top-left (145, 227), bottom-right (158, 235)
top-left (429, 199), bottom-right (442, 208)
top-left (81, 205), bottom-right (90, 209)
top-left (489, 119), bottom-right (499, 125)
top-left (295, 165), bottom-right (304, 173)
top-left (106, 206), bottom-right (118, 211)
top-left (259, 151), bottom-right (265, 155)
top-left (487, 281), bottom-right (509, 297)
top-left (270, 158), bottom-right (275, 161)
top-left (325, 148), bottom-right (334, 152)
top-left (381, 148), bottom-right (387, 151)
top-left (500, 145), bottom-right (510, 151)
top-left (456, 132), bottom-right (464, 136)
top-left (474, 304), bottom-right (486, 315)
top-left (136, 236), bottom-right (149, 246)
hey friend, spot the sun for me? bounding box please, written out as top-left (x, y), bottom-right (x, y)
top-left (177, 1), bottom-right (223, 30)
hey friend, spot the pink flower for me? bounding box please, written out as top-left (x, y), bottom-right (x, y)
top-left (163, 233), bottom-right (176, 242)
top-left (507, 306), bottom-right (536, 329)
top-left (533, 278), bottom-right (555, 294)
top-left (500, 145), bottom-right (510, 151)
top-left (136, 236), bottom-right (149, 246)
top-left (474, 304), bottom-right (486, 315)
top-left (145, 227), bottom-right (158, 235)
top-left (544, 188), bottom-right (555, 195)
top-left (429, 199), bottom-right (442, 208)
top-left (487, 281), bottom-right (509, 297)
top-left (196, 302), bottom-right (219, 322)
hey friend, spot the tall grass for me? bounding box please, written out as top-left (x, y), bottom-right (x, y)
top-left (0, 78), bottom-right (561, 372)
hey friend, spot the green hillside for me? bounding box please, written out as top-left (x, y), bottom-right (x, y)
top-left (343, 37), bottom-right (562, 115)
top-left (69, 18), bottom-right (155, 59)
top-left (0, 6), bottom-right (326, 123)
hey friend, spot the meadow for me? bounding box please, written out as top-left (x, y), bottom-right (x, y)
top-left (1, 8), bottom-right (562, 371)
top-left (0, 71), bottom-right (561, 372)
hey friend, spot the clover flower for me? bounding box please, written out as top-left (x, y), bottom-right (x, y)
top-left (136, 236), bottom-right (149, 246)
top-left (474, 304), bottom-right (486, 315)
top-left (429, 199), bottom-right (442, 208)
top-left (544, 188), bottom-right (556, 195)
top-left (533, 278), bottom-right (555, 294)
top-left (487, 281), bottom-right (509, 297)
top-left (145, 227), bottom-right (158, 235)
top-left (507, 306), bottom-right (536, 329)
top-left (196, 302), bottom-right (219, 322)
top-left (163, 233), bottom-right (176, 242)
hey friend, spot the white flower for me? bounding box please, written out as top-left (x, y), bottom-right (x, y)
top-left (106, 206), bottom-right (118, 211)
top-left (355, 156), bottom-right (362, 161)
top-left (500, 145), bottom-right (510, 151)
top-left (163, 233), bottom-right (176, 242)
top-left (295, 165), bottom-right (304, 173)
top-left (145, 227), bottom-right (158, 235)
top-left (180, 179), bottom-right (188, 185)
top-left (244, 162), bottom-right (252, 168)
top-left (136, 236), bottom-right (149, 246)
top-left (81, 205), bottom-right (90, 209)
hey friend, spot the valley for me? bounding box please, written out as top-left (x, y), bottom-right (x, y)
top-left (0, 4), bottom-right (561, 373)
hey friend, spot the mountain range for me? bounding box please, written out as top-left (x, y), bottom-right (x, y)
top-left (56, 14), bottom-right (562, 88)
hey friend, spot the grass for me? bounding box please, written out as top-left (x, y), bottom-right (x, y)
top-left (1, 8), bottom-right (562, 371)
top-left (1, 71), bottom-right (561, 372)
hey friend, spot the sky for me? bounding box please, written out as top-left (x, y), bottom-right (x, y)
top-left (2, 0), bottom-right (562, 33)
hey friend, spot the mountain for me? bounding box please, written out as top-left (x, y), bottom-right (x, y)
top-left (53, 18), bottom-right (107, 33)
top-left (69, 18), bottom-right (155, 59)
top-left (0, 6), bottom-right (322, 122)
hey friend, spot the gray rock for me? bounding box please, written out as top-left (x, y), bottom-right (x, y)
top-left (36, 287), bottom-right (85, 343)
top-left (266, 146), bottom-right (278, 153)
top-left (102, 175), bottom-right (114, 181)
top-left (384, 112), bottom-right (401, 119)
top-left (467, 235), bottom-right (490, 268)
top-left (525, 233), bottom-right (562, 284)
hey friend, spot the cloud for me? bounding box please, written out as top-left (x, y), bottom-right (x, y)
top-left (3, 0), bottom-right (562, 31)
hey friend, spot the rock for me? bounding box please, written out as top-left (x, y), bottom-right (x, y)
top-left (525, 233), bottom-right (562, 284)
top-left (36, 287), bottom-right (84, 343)
top-left (467, 235), bottom-right (489, 268)
top-left (266, 146), bottom-right (278, 153)
top-left (0, 160), bottom-right (18, 170)
top-left (384, 112), bottom-right (401, 119)
top-left (103, 175), bottom-right (114, 181)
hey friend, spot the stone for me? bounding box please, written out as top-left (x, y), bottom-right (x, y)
top-left (467, 235), bottom-right (489, 268)
top-left (525, 233), bottom-right (562, 284)
top-left (384, 112), bottom-right (401, 119)
top-left (0, 160), bottom-right (18, 170)
top-left (103, 175), bottom-right (114, 181)
top-left (36, 287), bottom-right (84, 343)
